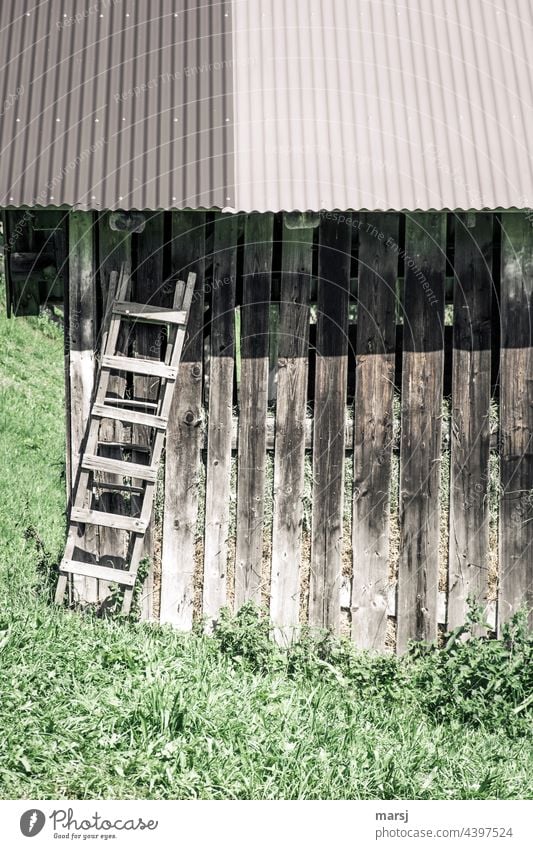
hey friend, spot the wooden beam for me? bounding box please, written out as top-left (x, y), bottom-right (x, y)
top-left (270, 219), bottom-right (313, 642)
top-left (499, 212), bottom-right (533, 630)
top-left (448, 213), bottom-right (493, 632)
top-left (82, 454), bottom-right (157, 482)
top-left (67, 210), bottom-right (98, 604)
top-left (113, 302), bottom-right (187, 324)
top-left (101, 354), bottom-right (178, 379)
top-left (396, 213), bottom-right (446, 653)
top-left (160, 212), bottom-right (206, 628)
top-left (351, 213), bottom-right (399, 650)
top-left (61, 560), bottom-right (136, 587)
top-left (203, 213), bottom-right (239, 628)
top-left (235, 213), bottom-right (274, 606)
top-left (309, 215), bottom-right (351, 632)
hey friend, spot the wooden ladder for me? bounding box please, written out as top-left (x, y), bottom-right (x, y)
top-left (55, 263), bottom-right (196, 614)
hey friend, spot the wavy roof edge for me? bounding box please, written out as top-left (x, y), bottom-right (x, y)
top-left (1, 204), bottom-right (531, 215)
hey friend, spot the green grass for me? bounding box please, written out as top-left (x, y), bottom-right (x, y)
top-left (0, 298), bottom-right (532, 800)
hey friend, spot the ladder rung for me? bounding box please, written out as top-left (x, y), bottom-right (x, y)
top-left (102, 355), bottom-right (177, 380)
top-left (114, 302), bottom-right (187, 325)
top-left (60, 559), bottom-right (136, 587)
top-left (105, 398), bottom-right (158, 409)
top-left (93, 403), bottom-right (167, 429)
top-left (92, 480), bottom-right (144, 495)
top-left (98, 442), bottom-right (150, 453)
top-left (71, 507), bottom-right (148, 533)
top-left (82, 454), bottom-right (158, 482)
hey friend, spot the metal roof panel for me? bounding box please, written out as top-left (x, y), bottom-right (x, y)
top-left (0, 1), bottom-right (531, 212)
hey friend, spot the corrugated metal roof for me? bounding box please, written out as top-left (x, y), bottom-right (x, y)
top-left (0, 1), bottom-right (234, 211)
top-left (1, 0), bottom-right (532, 212)
top-left (232, 0), bottom-right (533, 211)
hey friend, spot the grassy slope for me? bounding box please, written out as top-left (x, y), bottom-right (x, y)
top-left (0, 302), bottom-right (531, 800)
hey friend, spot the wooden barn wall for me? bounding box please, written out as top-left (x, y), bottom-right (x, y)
top-left (59, 209), bottom-right (532, 651)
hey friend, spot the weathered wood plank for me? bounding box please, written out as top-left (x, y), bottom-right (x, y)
top-left (61, 560), bottom-right (136, 587)
top-left (113, 302), bottom-right (187, 324)
top-left (82, 454), bottom-right (157, 482)
top-left (396, 213), bottom-right (446, 653)
top-left (448, 213), bottom-right (493, 632)
top-left (270, 219), bottom-right (313, 642)
top-left (203, 213), bottom-right (239, 627)
top-left (67, 211), bottom-right (98, 604)
top-left (132, 213), bottom-right (165, 619)
top-left (62, 230), bottom-right (73, 516)
top-left (309, 215), bottom-right (351, 632)
top-left (160, 212), bottom-right (206, 628)
top-left (71, 507), bottom-right (147, 533)
top-left (104, 398), bottom-right (158, 409)
top-left (351, 213), bottom-right (399, 649)
top-left (235, 213), bottom-right (274, 606)
top-left (499, 212), bottom-right (533, 630)
top-left (102, 354), bottom-right (177, 379)
top-left (92, 403), bottom-right (167, 429)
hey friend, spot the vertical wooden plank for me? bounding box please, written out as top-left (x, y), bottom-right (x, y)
top-left (67, 211), bottom-right (98, 603)
top-left (499, 212), bottom-right (533, 629)
top-left (270, 220), bottom-right (313, 642)
top-left (309, 215), bottom-right (351, 632)
top-left (396, 213), bottom-right (446, 653)
top-left (0, 211), bottom-right (10, 316)
top-left (160, 212), bottom-right (206, 628)
top-left (203, 213), bottom-right (239, 628)
top-left (96, 215), bottom-right (132, 603)
top-left (132, 213), bottom-right (165, 620)
top-left (448, 213), bottom-right (493, 631)
top-left (351, 213), bottom-right (399, 649)
top-left (235, 213), bottom-right (274, 607)
top-left (63, 249), bottom-right (72, 512)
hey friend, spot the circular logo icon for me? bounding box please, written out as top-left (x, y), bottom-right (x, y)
top-left (20, 810), bottom-right (46, 837)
